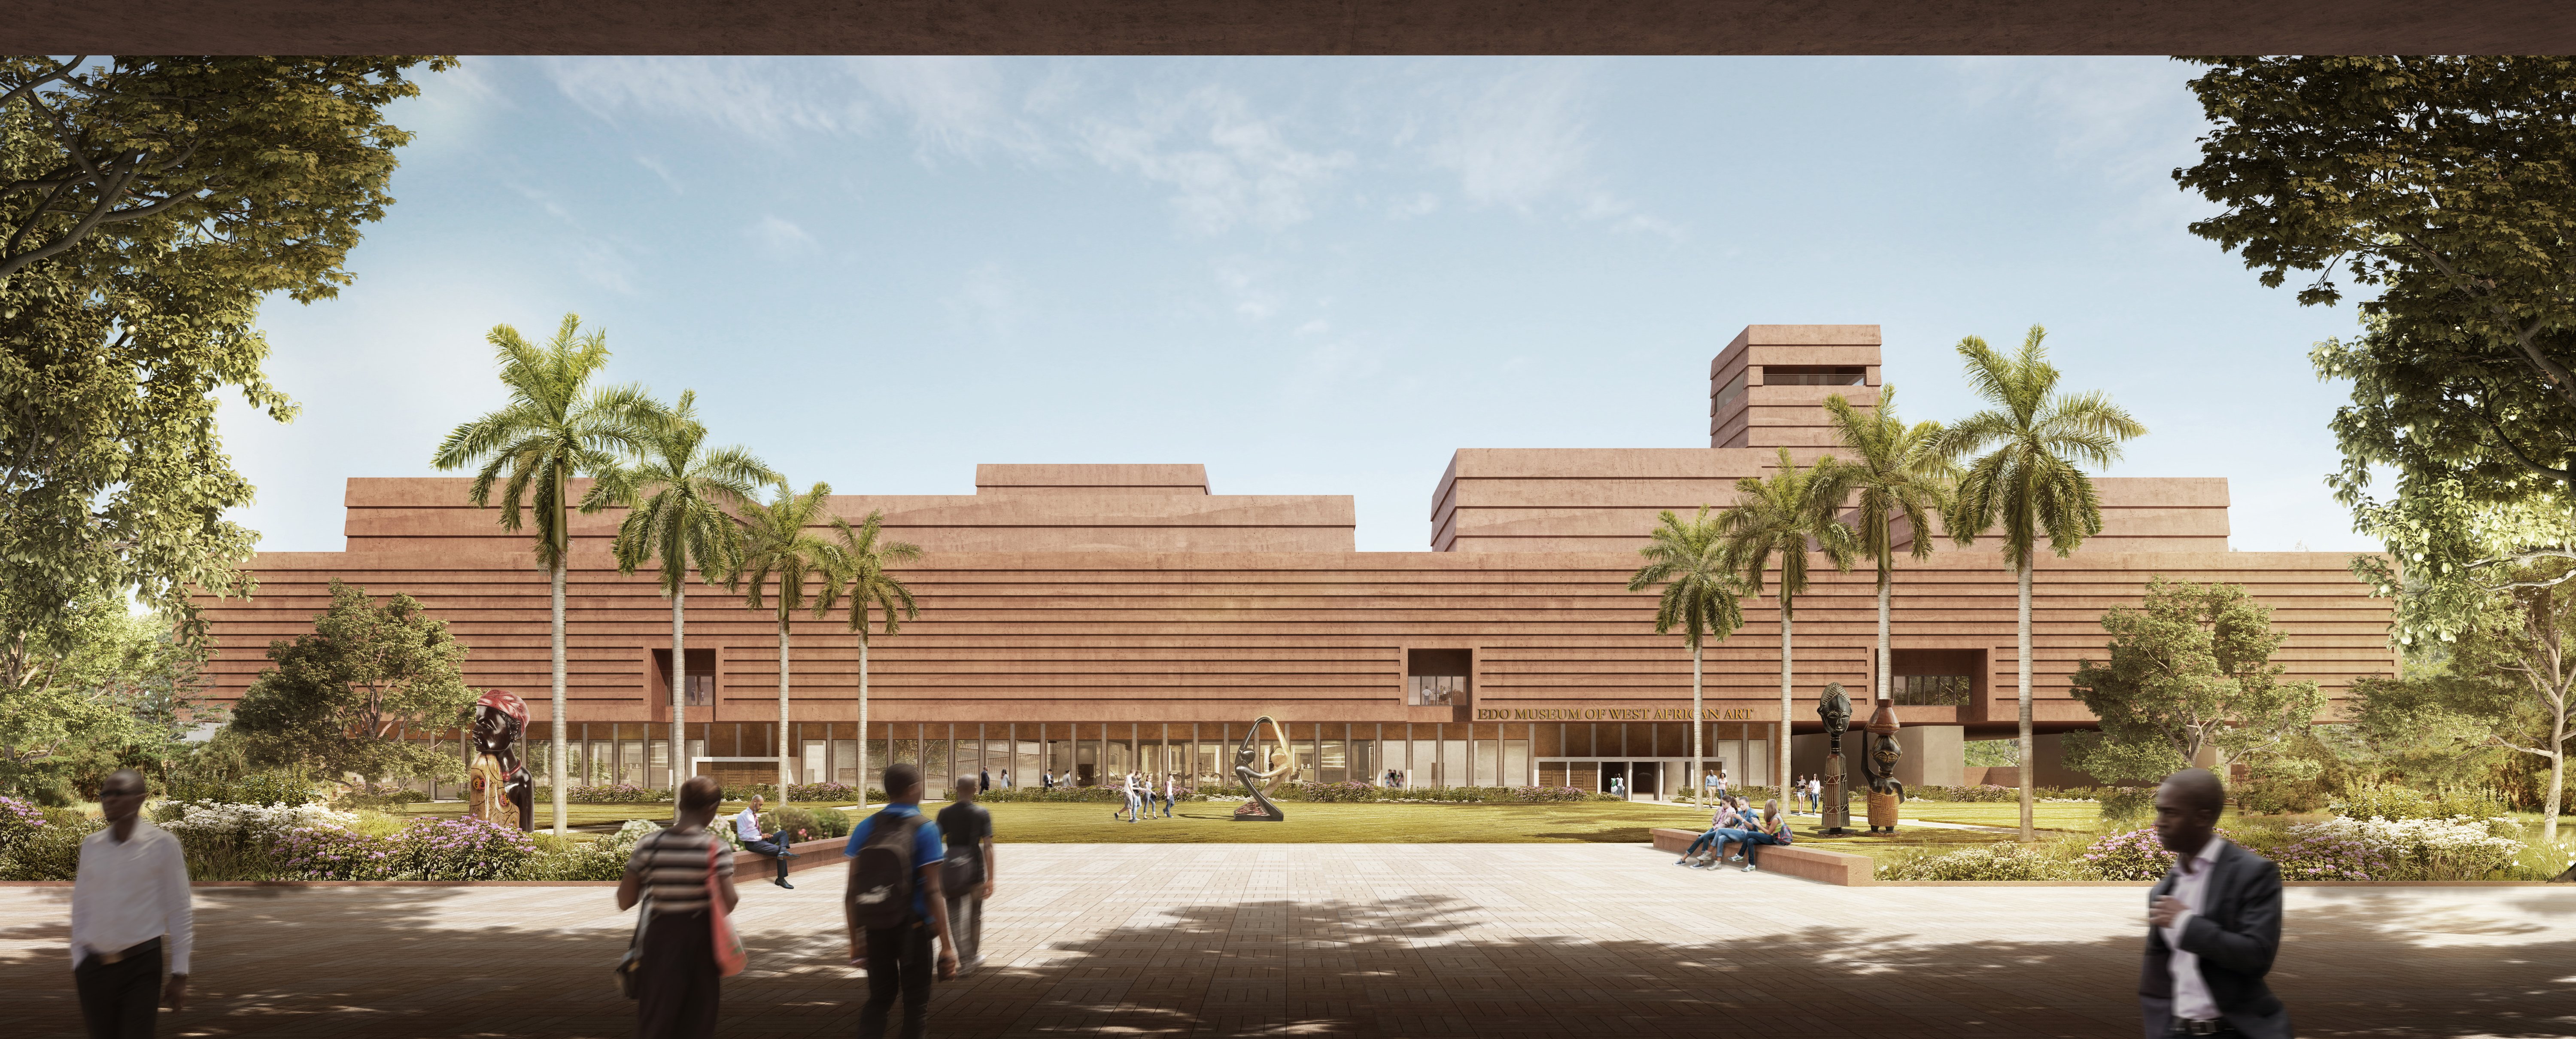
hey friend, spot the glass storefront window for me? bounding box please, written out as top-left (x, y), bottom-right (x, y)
top-left (1320, 739), bottom-right (1346, 783)
top-left (649, 740), bottom-right (669, 789)
top-left (1474, 739), bottom-right (1498, 787)
top-left (1408, 740), bottom-right (1435, 787)
top-left (802, 740), bottom-right (825, 785)
top-left (1408, 674), bottom-right (1466, 706)
top-left (1350, 739), bottom-right (1376, 784)
top-left (1443, 739), bottom-right (1467, 787)
top-left (833, 740), bottom-right (857, 786)
top-left (1504, 740), bottom-right (1529, 787)
top-left (621, 741), bottom-right (644, 786)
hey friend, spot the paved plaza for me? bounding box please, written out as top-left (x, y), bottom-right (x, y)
top-left (5, 843), bottom-right (2573, 1038)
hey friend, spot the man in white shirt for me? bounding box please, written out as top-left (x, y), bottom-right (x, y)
top-left (71, 768), bottom-right (192, 1037)
top-left (2143, 768), bottom-right (2289, 1039)
top-left (736, 793), bottom-right (796, 889)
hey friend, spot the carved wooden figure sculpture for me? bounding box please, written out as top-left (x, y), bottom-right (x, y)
top-left (468, 689), bottom-right (534, 831)
top-left (1231, 715), bottom-right (1294, 822)
top-left (1817, 683), bottom-right (1853, 834)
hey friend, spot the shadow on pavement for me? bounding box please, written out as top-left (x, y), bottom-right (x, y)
top-left (1, 886), bottom-right (2569, 1037)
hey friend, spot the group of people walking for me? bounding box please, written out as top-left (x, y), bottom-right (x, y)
top-left (617, 765), bottom-right (993, 1039)
top-left (1114, 771), bottom-right (1181, 822)
top-left (67, 763), bottom-right (2288, 1039)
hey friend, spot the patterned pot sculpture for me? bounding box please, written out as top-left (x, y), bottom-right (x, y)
top-left (1861, 696), bottom-right (1905, 833)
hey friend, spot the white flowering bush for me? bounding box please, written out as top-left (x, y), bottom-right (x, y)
top-left (156, 799), bottom-right (363, 879)
top-left (2287, 815), bottom-right (2524, 881)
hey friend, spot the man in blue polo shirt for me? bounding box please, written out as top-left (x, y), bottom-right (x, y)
top-left (844, 763), bottom-right (957, 1039)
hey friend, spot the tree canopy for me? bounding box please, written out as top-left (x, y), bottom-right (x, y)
top-left (2066, 579), bottom-right (2326, 783)
top-left (0, 591), bottom-right (211, 801)
top-left (0, 57), bottom-right (448, 647)
top-left (225, 580), bottom-right (477, 789)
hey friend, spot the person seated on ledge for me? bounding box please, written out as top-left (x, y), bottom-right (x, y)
top-left (1698, 796), bottom-right (1765, 868)
top-left (1734, 799), bottom-right (1795, 873)
top-left (1678, 796), bottom-right (1751, 867)
top-left (735, 793), bottom-right (799, 889)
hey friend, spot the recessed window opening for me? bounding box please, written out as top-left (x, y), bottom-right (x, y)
top-left (1407, 648), bottom-right (1471, 706)
top-left (1712, 370), bottom-right (1748, 414)
top-left (1894, 673), bottom-right (1972, 706)
top-left (1761, 366), bottom-right (1866, 386)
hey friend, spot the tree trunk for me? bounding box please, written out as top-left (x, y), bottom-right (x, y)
top-left (2546, 695), bottom-right (2567, 845)
top-left (778, 615), bottom-right (793, 797)
top-left (1877, 567), bottom-right (1893, 705)
top-left (2017, 561), bottom-right (2035, 842)
top-left (1690, 642), bottom-right (1703, 798)
top-left (550, 560), bottom-right (568, 836)
top-left (857, 636), bottom-right (871, 811)
top-left (671, 583), bottom-right (686, 804)
top-left (1778, 592), bottom-right (1794, 804)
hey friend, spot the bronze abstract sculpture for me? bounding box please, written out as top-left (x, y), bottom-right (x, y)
top-left (1861, 696), bottom-right (1905, 833)
top-left (1231, 715), bottom-right (1294, 822)
top-left (467, 689), bottom-right (534, 831)
top-left (1817, 683), bottom-right (1853, 834)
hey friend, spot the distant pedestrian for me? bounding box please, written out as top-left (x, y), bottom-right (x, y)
top-left (846, 764), bottom-right (960, 1039)
top-left (72, 768), bottom-right (191, 1039)
top-left (1161, 773), bottom-right (1176, 818)
top-left (1040, 770), bottom-right (1054, 791)
top-left (2143, 768), bottom-right (2289, 1039)
top-left (1809, 776), bottom-right (1823, 814)
top-left (978, 768), bottom-right (991, 794)
top-left (998, 769), bottom-right (1011, 789)
top-left (619, 776), bottom-right (739, 1039)
top-left (936, 777), bottom-right (995, 974)
top-left (735, 794), bottom-right (796, 889)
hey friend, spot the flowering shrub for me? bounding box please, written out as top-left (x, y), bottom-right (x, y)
top-left (2330, 784), bottom-right (2439, 821)
top-left (1282, 783), bottom-right (1621, 804)
top-left (787, 782), bottom-right (863, 802)
top-left (164, 771), bottom-right (321, 808)
top-left (277, 826), bottom-right (395, 881)
top-left (2257, 828), bottom-right (2391, 881)
top-left (0, 797), bottom-right (94, 881)
top-left (1881, 842), bottom-right (2088, 881)
top-left (389, 816), bottom-right (539, 881)
top-left (565, 784), bottom-right (671, 804)
top-left (2287, 815), bottom-right (2524, 881)
top-left (2079, 827), bottom-right (2207, 881)
top-left (157, 799), bottom-right (363, 879)
top-left (1911, 784), bottom-right (2023, 803)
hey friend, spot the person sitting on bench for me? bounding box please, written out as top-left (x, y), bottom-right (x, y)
top-left (735, 793), bottom-right (799, 889)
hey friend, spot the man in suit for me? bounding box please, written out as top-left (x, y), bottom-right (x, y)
top-left (2142, 768), bottom-right (2290, 1038)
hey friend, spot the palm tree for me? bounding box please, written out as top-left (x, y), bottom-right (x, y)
top-left (1821, 387), bottom-right (1953, 710)
top-left (830, 510), bottom-right (922, 809)
top-left (732, 482), bottom-right (851, 795)
top-left (1929, 326), bottom-right (2145, 841)
top-left (432, 314), bottom-right (661, 834)
top-left (1719, 448), bottom-right (1857, 808)
top-left (592, 390), bottom-right (779, 806)
top-left (1626, 506), bottom-right (1743, 798)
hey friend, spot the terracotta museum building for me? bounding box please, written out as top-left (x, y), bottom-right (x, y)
top-left (191, 325), bottom-right (2398, 798)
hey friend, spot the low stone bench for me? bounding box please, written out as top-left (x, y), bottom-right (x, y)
top-left (1649, 827), bottom-right (1875, 886)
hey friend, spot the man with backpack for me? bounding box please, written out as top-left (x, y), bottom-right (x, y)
top-left (936, 777), bottom-right (995, 974)
top-left (844, 764), bottom-right (959, 1039)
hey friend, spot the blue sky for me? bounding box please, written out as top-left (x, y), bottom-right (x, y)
top-left (224, 56), bottom-right (2371, 554)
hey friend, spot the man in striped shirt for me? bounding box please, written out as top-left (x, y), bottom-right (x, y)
top-left (618, 777), bottom-right (740, 1039)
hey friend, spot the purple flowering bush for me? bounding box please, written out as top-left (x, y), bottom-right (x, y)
top-left (564, 784), bottom-right (669, 804)
top-left (787, 782), bottom-right (862, 802)
top-left (0, 795), bottom-right (96, 881)
top-left (390, 816), bottom-right (539, 881)
top-left (278, 825), bottom-right (395, 881)
top-left (2079, 827), bottom-right (2224, 881)
top-left (0, 795), bottom-right (45, 849)
top-left (2260, 830), bottom-right (2391, 881)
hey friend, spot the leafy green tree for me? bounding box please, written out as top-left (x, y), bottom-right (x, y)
top-left (595, 390), bottom-right (778, 803)
top-left (2065, 579), bottom-right (2327, 785)
top-left (1822, 387), bottom-right (1952, 708)
top-left (1626, 506), bottom-right (1743, 794)
top-left (0, 591), bottom-right (211, 800)
top-left (2445, 558), bottom-right (2576, 840)
top-left (1930, 327), bottom-right (2145, 839)
top-left (2339, 661), bottom-right (2511, 797)
top-left (1719, 448), bottom-right (1856, 800)
top-left (431, 315), bottom-right (662, 832)
top-left (0, 57), bottom-right (447, 647)
top-left (733, 482), bottom-right (851, 795)
top-left (832, 511), bottom-right (921, 807)
top-left (226, 580), bottom-right (478, 792)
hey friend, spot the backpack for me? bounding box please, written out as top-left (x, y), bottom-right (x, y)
top-left (848, 813), bottom-right (924, 930)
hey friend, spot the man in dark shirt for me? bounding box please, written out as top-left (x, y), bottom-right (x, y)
top-left (935, 777), bottom-right (995, 973)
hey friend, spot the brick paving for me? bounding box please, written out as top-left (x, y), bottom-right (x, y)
top-left (5, 843), bottom-right (2573, 1038)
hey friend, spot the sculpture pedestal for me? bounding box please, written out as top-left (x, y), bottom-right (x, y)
top-left (1867, 791), bottom-right (1900, 832)
top-left (1820, 754), bottom-right (1851, 834)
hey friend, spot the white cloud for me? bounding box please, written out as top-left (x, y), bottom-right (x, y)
top-left (1428, 64), bottom-right (1592, 210)
top-left (1215, 260), bottom-right (1283, 321)
top-left (1080, 86), bottom-right (1355, 235)
top-left (841, 57), bottom-right (1047, 161)
top-left (944, 261), bottom-right (1018, 338)
top-left (1389, 192), bottom-right (1441, 219)
top-left (542, 57), bottom-right (869, 142)
top-left (752, 215), bottom-right (818, 255)
top-left (1947, 57), bottom-right (2212, 234)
